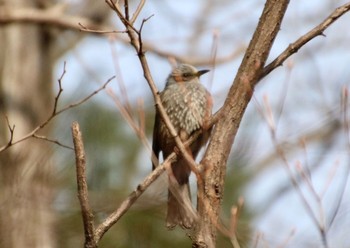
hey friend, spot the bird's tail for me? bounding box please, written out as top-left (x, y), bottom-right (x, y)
top-left (166, 159), bottom-right (196, 229)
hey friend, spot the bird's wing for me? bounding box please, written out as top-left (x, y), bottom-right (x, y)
top-left (152, 110), bottom-right (161, 170)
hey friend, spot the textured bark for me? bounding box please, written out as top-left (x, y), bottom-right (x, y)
top-left (0, 0), bottom-right (55, 247)
top-left (193, 0), bottom-right (290, 247)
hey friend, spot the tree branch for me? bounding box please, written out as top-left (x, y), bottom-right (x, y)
top-left (0, 6), bottom-right (241, 66)
top-left (32, 134), bottom-right (73, 150)
top-left (0, 6), bottom-right (103, 31)
top-left (262, 2), bottom-right (350, 77)
top-left (94, 159), bottom-right (170, 242)
top-left (72, 122), bottom-right (96, 248)
top-left (0, 65), bottom-right (114, 153)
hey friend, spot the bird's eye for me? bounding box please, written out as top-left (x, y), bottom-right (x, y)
top-left (183, 73), bottom-right (191, 77)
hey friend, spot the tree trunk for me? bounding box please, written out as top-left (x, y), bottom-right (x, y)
top-left (193, 0), bottom-right (290, 246)
top-left (0, 0), bottom-right (55, 247)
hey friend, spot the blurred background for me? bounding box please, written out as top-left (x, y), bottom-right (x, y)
top-left (1, 0), bottom-right (350, 247)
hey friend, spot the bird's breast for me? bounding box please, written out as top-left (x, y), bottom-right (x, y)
top-left (161, 83), bottom-right (208, 135)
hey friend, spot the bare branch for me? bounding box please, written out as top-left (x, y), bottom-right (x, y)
top-left (53, 61), bottom-right (66, 115)
top-left (262, 96), bottom-right (329, 248)
top-left (207, 30), bottom-right (220, 91)
top-left (56, 76), bottom-right (115, 115)
top-left (71, 122), bottom-right (96, 248)
top-left (105, 0), bottom-right (137, 34)
top-left (78, 23), bottom-right (126, 34)
top-left (0, 6), bottom-right (240, 66)
top-left (0, 6), bottom-right (103, 31)
top-left (138, 15), bottom-right (154, 54)
top-left (94, 158), bottom-right (171, 242)
top-left (137, 98), bottom-right (146, 134)
top-left (32, 134), bottom-right (74, 150)
top-left (4, 115), bottom-right (15, 148)
top-left (130, 0), bottom-right (145, 24)
top-left (0, 67), bottom-right (114, 153)
top-left (124, 0), bottom-right (130, 21)
top-left (108, 38), bottom-right (134, 116)
top-left (262, 2), bottom-right (350, 77)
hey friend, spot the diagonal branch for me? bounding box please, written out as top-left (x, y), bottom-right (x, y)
top-left (33, 134), bottom-right (73, 150)
top-left (94, 159), bottom-right (169, 242)
top-left (0, 65), bottom-right (114, 153)
top-left (262, 2), bottom-right (350, 77)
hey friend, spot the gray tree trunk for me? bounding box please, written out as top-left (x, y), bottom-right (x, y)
top-left (0, 0), bottom-right (55, 247)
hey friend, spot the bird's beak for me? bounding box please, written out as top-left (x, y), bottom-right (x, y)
top-left (197, 69), bottom-right (210, 77)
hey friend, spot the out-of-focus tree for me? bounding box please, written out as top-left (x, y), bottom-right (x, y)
top-left (0, 0), bottom-right (110, 247)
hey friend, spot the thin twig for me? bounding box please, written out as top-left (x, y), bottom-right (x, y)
top-left (79, 23), bottom-right (126, 34)
top-left (0, 67), bottom-right (114, 153)
top-left (33, 134), bottom-right (74, 150)
top-left (71, 122), bottom-right (96, 248)
top-left (106, 0), bottom-right (139, 34)
top-left (295, 161), bottom-right (321, 205)
top-left (276, 229), bottom-right (296, 248)
top-left (327, 87), bottom-right (350, 228)
top-left (108, 39), bottom-right (133, 115)
top-left (53, 61), bottom-right (66, 115)
top-left (4, 115), bottom-right (15, 147)
top-left (137, 98), bottom-right (145, 134)
top-left (130, 0), bottom-right (145, 24)
top-left (261, 96), bottom-right (329, 248)
top-left (229, 197), bottom-right (244, 248)
top-left (56, 76), bottom-right (115, 115)
top-left (138, 15), bottom-right (154, 54)
top-left (208, 29), bottom-right (219, 91)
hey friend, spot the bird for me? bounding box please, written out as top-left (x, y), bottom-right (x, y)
top-left (152, 64), bottom-right (213, 229)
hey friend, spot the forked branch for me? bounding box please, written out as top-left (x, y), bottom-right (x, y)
top-left (0, 63), bottom-right (114, 153)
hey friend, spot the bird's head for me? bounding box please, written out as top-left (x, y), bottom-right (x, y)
top-left (166, 64), bottom-right (209, 86)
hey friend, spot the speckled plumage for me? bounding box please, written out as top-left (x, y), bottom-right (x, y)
top-left (161, 82), bottom-right (208, 134)
top-left (152, 64), bottom-right (212, 229)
